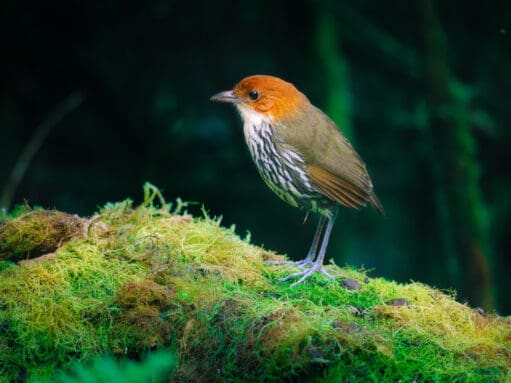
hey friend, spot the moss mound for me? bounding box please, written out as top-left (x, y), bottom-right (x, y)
top-left (0, 209), bottom-right (86, 261)
top-left (0, 184), bottom-right (510, 382)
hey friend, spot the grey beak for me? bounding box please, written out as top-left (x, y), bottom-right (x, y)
top-left (210, 90), bottom-right (238, 103)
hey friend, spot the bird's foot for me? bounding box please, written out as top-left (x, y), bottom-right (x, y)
top-left (294, 259), bottom-right (315, 270)
top-left (279, 264), bottom-right (336, 287)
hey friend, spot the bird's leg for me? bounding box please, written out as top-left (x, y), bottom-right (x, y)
top-left (265, 215), bottom-right (326, 269)
top-left (294, 215), bottom-right (326, 269)
top-left (279, 206), bottom-right (339, 287)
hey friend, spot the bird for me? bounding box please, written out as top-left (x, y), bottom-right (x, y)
top-left (210, 75), bottom-right (384, 286)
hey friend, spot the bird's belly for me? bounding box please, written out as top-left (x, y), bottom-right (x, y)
top-left (244, 123), bottom-right (330, 215)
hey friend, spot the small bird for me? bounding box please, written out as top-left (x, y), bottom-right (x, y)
top-left (211, 75), bottom-right (384, 286)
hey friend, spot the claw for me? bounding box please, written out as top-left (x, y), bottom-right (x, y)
top-left (320, 268), bottom-right (335, 279)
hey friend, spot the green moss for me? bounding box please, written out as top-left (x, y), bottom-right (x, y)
top-left (0, 184), bottom-right (509, 382)
top-left (0, 209), bottom-right (85, 261)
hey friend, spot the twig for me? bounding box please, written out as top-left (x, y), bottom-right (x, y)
top-left (0, 91), bottom-right (85, 210)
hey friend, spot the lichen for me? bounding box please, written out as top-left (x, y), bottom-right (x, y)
top-left (0, 184), bottom-right (509, 382)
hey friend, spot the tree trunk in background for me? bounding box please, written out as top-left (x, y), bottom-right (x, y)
top-left (418, 0), bottom-right (493, 309)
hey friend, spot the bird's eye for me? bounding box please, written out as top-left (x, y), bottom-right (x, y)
top-left (248, 90), bottom-right (259, 101)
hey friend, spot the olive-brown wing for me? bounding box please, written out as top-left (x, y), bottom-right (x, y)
top-left (278, 105), bottom-right (384, 214)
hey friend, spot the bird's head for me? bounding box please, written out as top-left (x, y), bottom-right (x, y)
top-left (210, 75), bottom-right (310, 122)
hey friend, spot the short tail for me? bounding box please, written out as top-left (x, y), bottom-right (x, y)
top-left (370, 192), bottom-right (385, 216)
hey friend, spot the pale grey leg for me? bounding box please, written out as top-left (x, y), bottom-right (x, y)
top-left (279, 206), bottom-right (339, 286)
top-left (294, 215), bottom-right (326, 268)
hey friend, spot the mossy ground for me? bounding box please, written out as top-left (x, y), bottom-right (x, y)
top-left (0, 184), bottom-right (510, 382)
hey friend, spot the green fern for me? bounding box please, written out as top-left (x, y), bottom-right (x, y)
top-left (47, 351), bottom-right (176, 383)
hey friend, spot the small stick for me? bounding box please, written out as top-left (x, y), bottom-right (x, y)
top-left (1, 91), bottom-right (85, 210)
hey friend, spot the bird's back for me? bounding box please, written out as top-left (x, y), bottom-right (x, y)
top-left (276, 105), bottom-right (384, 214)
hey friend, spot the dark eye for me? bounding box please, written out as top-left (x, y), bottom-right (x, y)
top-left (248, 90), bottom-right (259, 100)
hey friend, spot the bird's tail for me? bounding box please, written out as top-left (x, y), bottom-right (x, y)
top-left (370, 192), bottom-right (385, 216)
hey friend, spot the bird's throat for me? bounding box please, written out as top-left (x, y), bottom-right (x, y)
top-left (236, 104), bottom-right (273, 131)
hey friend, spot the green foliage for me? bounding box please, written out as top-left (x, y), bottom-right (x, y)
top-left (52, 350), bottom-right (176, 383)
top-left (27, 350), bottom-right (176, 383)
top-left (0, 186), bottom-right (509, 382)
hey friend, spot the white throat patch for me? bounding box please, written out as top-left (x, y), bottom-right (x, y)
top-left (235, 104), bottom-right (272, 128)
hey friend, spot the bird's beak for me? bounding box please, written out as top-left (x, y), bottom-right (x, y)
top-left (210, 90), bottom-right (238, 103)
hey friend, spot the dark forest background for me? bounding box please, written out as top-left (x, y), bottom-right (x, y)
top-left (1, 0), bottom-right (510, 314)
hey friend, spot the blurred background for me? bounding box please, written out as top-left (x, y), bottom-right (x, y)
top-left (1, 0), bottom-right (510, 314)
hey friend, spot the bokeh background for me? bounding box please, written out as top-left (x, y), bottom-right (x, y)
top-left (1, 0), bottom-right (510, 314)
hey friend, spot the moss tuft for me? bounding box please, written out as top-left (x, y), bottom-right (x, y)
top-left (112, 280), bottom-right (176, 354)
top-left (0, 210), bottom-right (86, 261)
top-left (117, 280), bottom-right (174, 308)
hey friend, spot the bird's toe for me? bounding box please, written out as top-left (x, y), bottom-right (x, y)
top-left (278, 265), bottom-right (337, 286)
